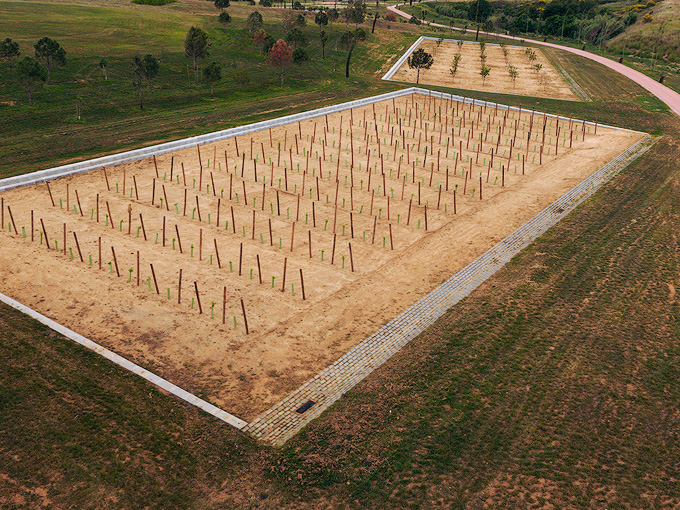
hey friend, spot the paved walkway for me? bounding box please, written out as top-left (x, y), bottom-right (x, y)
top-left (387, 5), bottom-right (680, 117)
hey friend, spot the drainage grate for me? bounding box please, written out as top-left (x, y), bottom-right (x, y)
top-left (295, 400), bottom-right (316, 414)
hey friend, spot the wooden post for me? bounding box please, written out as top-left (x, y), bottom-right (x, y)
top-left (299, 269), bottom-right (306, 300)
top-left (183, 189), bottom-right (187, 216)
top-left (231, 206), bottom-right (236, 234)
top-left (281, 257), bottom-right (287, 292)
top-left (111, 246), bottom-right (120, 277)
top-left (162, 185), bottom-right (170, 211)
top-left (308, 230), bottom-right (312, 258)
top-left (222, 286), bottom-right (226, 324)
top-left (152, 178), bottom-right (156, 205)
top-left (252, 210), bottom-right (256, 240)
top-left (407, 199), bottom-right (412, 226)
top-left (371, 216), bottom-right (377, 244)
top-left (153, 154), bottom-right (159, 177)
top-left (199, 228), bottom-right (203, 261)
top-left (139, 213), bottom-right (147, 241)
top-left (97, 236), bottom-right (101, 268)
top-left (73, 232), bottom-right (84, 262)
top-left (213, 238), bottom-right (221, 268)
top-left (103, 168), bottom-right (110, 191)
top-left (178, 268), bottom-right (182, 303)
top-left (290, 222), bottom-right (295, 252)
top-left (149, 264), bottom-right (159, 294)
top-left (389, 223), bottom-right (394, 250)
top-left (195, 196), bottom-right (202, 222)
top-left (137, 251), bottom-right (140, 287)
top-left (75, 190), bottom-right (84, 217)
top-left (268, 218), bottom-right (273, 246)
top-left (239, 242), bottom-right (243, 276)
top-left (106, 201), bottom-right (114, 229)
top-left (63, 223), bottom-right (66, 254)
top-left (241, 298), bottom-right (249, 335)
top-left (175, 224), bottom-right (182, 253)
top-left (256, 254), bottom-right (262, 284)
top-left (46, 182), bottom-right (55, 206)
top-left (162, 216), bottom-right (166, 247)
top-left (480, 176), bottom-right (483, 200)
top-left (194, 281), bottom-right (202, 313)
top-left (424, 205), bottom-right (428, 231)
top-left (211, 172), bottom-right (217, 197)
top-left (331, 233), bottom-right (337, 264)
top-left (7, 206), bottom-right (18, 237)
top-left (454, 189), bottom-right (456, 214)
top-left (31, 210), bottom-right (34, 242)
top-left (349, 242), bottom-right (354, 272)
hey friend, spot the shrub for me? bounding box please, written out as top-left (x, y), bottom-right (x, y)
top-left (132, 0), bottom-right (176, 5)
top-left (260, 0), bottom-right (272, 6)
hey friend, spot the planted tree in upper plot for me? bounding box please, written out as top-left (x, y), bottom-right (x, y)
top-left (214, 0), bottom-right (229, 9)
top-left (16, 56), bottom-right (46, 106)
top-left (34, 37), bottom-right (66, 84)
top-left (285, 28), bottom-right (308, 50)
top-left (480, 64), bottom-right (490, 85)
top-left (508, 65), bottom-right (518, 86)
top-left (184, 27), bottom-right (210, 85)
top-left (315, 11), bottom-right (328, 26)
top-left (254, 29), bottom-right (268, 54)
top-left (292, 47), bottom-right (309, 77)
top-left (99, 58), bottom-right (108, 80)
top-left (449, 54), bottom-right (461, 83)
top-left (407, 48), bottom-right (433, 84)
top-left (142, 53), bottom-right (159, 90)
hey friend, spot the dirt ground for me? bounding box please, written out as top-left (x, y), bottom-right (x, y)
top-left (390, 39), bottom-right (579, 101)
top-left (0, 92), bottom-right (642, 420)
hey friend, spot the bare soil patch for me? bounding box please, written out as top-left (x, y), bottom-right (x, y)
top-left (0, 92), bottom-right (641, 420)
top-left (390, 39), bottom-right (580, 101)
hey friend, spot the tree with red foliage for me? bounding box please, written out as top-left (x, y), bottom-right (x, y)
top-left (267, 39), bottom-right (292, 87)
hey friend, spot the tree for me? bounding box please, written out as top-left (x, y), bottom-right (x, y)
top-left (371, 12), bottom-right (379, 33)
top-left (285, 28), bottom-right (308, 50)
top-left (315, 11), bottom-right (328, 26)
top-left (338, 28), bottom-right (366, 78)
top-left (142, 54), bottom-right (159, 91)
top-left (296, 13), bottom-right (306, 27)
top-left (205, 61), bottom-right (221, 97)
top-left (449, 54), bottom-right (461, 82)
top-left (327, 8), bottom-right (339, 24)
top-left (263, 34), bottom-right (276, 54)
top-left (16, 56), bottom-right (46, 106)
top-left (184, 26), bottom-right (210, 85)
top-left (292, 47), bottom-right (309, 77)
top-left (344, 0), bottom-right (367, 26)
top-left (1, 38), bottom-right (20, 69)
top-left (480, 64), bottom-right (490, 85)
top-left (131, 54), bottom-right (146, 109)
top-left (233, 68), bottom-right (250, 90)
top-left (267, 39), bottom-right (292, 87)
top-left (247, 11), bottom-right (264, 34)
top-left (508, 65), bottom-right (518, 86)
top-left (254, 29), bottom-right (268, 54)
top-left (260, 0), bottom-right (272, 6)
top-left (99, 58), bottom-right (108, 80)
top-left (214, 0), bottom-right (229, 9)
top-left (219, 11), bottom-right (232, 23)
top-left (533, 62), bottom-right (543, 74)
top-left (407, 48), bottom-right (433, 84)
top-left (282, 11), bottom-right (297, 33)
top-left (319, 30), bottom-right (328, 59)
top-left (34, 37), bottom-right (65, 85)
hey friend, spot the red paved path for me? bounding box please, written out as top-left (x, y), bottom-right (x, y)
top-left (387, 4), bottom-right (680, 117)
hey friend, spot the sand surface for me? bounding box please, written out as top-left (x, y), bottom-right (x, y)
top-left (390, 39), bottom-right (579, 101)
top-left (0, 93), bottom-right (642, 420)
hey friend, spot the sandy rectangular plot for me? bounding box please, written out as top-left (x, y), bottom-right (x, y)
top-left (389, 39), bottom-right (579, 101)
top-left (0, 92), bottom-right (642, 420)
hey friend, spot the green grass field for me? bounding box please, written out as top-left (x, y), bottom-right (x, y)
top-left (2, 0), bottom-right (680, 507)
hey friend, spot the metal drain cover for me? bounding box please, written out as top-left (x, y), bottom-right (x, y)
top-left (295, 400), bottom-right (316, 414)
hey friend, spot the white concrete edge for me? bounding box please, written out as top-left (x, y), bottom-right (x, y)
top-left (0, 88), bottom-right (420, 194)
top-left (0, 291), bottom-right (248, 430)
top-left (382, 36), bottom-right (425, 81)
